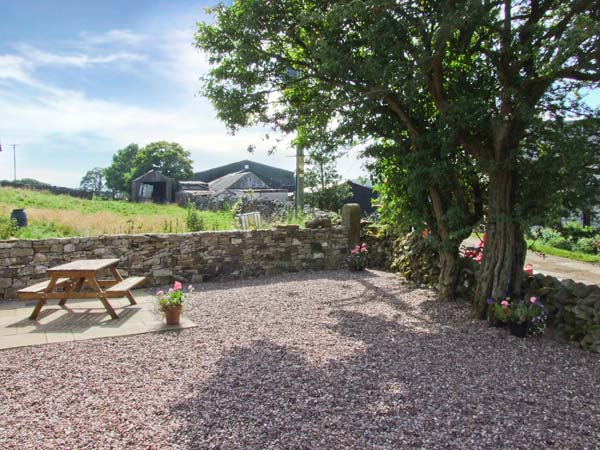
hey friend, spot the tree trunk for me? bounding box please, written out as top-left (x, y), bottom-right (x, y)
top-left (474, 168), bottom-right (526, 317)
top-left (428, 185), bottom-right (463, 302)
top-left (438, 246), bottom-right (460, 302)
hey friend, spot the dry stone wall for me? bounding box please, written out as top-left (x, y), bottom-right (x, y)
top-left (0, 227), bottom-right (348, 301)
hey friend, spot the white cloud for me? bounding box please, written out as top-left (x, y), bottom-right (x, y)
top-left (15, 44), bottom-right (145, 68)
top-left (0, 23), bottom-right (369, 188)
top-left (0, 55), bottom-right (34, 85)
top-left (79, 29), bottom-right (147, 47)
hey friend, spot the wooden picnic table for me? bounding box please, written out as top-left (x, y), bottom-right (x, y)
top-left (17, 259), bottom-right (146, 320)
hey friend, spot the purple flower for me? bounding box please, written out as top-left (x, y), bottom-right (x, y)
top-left (156, 290), bottom-right (164, 296)
top-left (486, 297), bottom-right (496, 305)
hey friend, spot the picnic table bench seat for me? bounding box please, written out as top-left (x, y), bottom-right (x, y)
top-left (105, 276), bottom-right (147, 296)
top-left (18, 278), bottom-right (71, 298)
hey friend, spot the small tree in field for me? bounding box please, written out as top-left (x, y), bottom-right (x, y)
top-left (304, 149), bottom-right (351, 212)
top-left (80, 167), bottom-right (105, 194)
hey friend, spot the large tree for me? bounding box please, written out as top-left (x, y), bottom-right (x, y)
top-left (196, 0), bottom-right (482, 301)
top-left (104, 143), bottom-right (140, 195)
top-left (196, 0), bottom-right (600, 308)
top-left (104, 142), bottom-right (194, 197)
top-left (129, 141), bottom-right (194, 182)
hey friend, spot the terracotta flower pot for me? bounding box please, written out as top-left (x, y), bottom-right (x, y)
top-left (164, 305), bottom-right (182, 325)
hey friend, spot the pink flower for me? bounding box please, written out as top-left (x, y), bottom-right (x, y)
top-left (168, 288), bottom-right (174, 294)
top-left (351, 249), bottom-right (359, 254)
top-left (529, 296), bottom-right (537, 304)
top-left (500, 300), bottom-right (509, 308)
top-left (360, 248), bottom-right (367, 253)
top-left (188, 284), bottom-right (193, 291)
top-left (156, 290), bottom-right (164, 296)
top-left (173, 281), bottom-right (182, 290)
top-left (355, 245), bottom-right (361, 250)
top-left (361, 243), bottom-right (367, 248)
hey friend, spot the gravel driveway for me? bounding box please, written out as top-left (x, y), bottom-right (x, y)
top-left (1, 270), bottom-right (598, 449)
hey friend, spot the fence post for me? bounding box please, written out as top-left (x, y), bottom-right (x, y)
top-left (341, 203), bottom-right (361, 248)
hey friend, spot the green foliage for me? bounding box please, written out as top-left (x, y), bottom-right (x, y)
top-left (559, 222), bottom-right (598, 241)
top-left (573, 237), bottom-right (598, 255)
top-left (196, 0), bottom-right (600, 302)
top-left (104, 143), bottom-right (139, 195)
top-left (80, 167), bottom-right (106, 193)
top-left (528, 240), bottom-right (600, 265)
top-left (185, 203), bottom-right (206, 232)
top-left (302, 141), bottom-right (351, 212)
top-left (156, 282), bottom-right (194, 312)
top-left (0, 217), bottom-right (18, 239)
top-left (533, 224), bottom-right (600, 255)
top-left (14, 222), bottom-right (75, 239)
top-left (518, 119), bottom-right (600, 228)
top-left (104, 142), bottom-right (193, 196)
top-left (130, 141), bottom-right (194, 182)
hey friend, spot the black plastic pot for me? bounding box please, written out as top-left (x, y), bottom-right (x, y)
top-left (509, 321), bottom-right (528, 338)
top-left (10, 208), bottom-right (27, 228)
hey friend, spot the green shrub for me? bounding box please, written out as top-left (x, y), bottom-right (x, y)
top-left (573, 237), bottom-right (598, 254)
top-left (547, 236), bottom-right (573, 250)
top-left (185, 204), bottom-right (205, 232)
top-left (0, 217), bottom-right (18, 240)
top-left (559, 221), bottom-right (598, 240)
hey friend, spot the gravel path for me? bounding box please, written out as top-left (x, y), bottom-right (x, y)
top-left (1, 270), bottom-right (598, 449)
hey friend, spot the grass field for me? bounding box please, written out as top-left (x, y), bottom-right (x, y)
top-left (527, 240), bottom-right (600, 265)
top-left (0, 187), bottom-right (236, 239)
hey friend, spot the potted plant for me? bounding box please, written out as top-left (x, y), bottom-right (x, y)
top-left (156, 281), bottom-right (194, 325)
top-left (346, 243), bottom-right (368, 271)
top-left (508, 296), bottom-right (546, 338)
top-left (487, 297), bottom-right (510, 327)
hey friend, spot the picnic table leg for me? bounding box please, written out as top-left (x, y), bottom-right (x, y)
top-left (29, 299), bottom-right (46, 320)
top-left (29, 277), bottom-right (59, 320)
top-left (109, 266), bottom-right (136, 305)
top-left (58, 278), bottom-right (84, 306)
top-left (89, 277), bottom-right (118, 319)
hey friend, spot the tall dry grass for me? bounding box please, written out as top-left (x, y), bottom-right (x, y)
top-left (16, 208), bottom-right (188, 236)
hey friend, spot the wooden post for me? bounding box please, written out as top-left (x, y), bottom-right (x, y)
top-left (342, 203), bottom-right (361, 248)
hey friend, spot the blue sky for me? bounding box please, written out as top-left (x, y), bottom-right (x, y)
top-left (0, 0), bottom-right (366, 187)
top-left (0, 1), bottom-right (598, 188)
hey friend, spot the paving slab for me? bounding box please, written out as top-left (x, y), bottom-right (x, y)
top-left (0, 289), bottom-right (196, 350)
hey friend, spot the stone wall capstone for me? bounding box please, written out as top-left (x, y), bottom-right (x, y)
top-left (0, 227), bottom-right (348, 301)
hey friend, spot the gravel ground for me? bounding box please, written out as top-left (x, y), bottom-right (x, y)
top-left (1, 269), bottom-right (598, 449)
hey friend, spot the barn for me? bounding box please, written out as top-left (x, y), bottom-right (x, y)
top-left (130, 170), bottom-right (175, 203)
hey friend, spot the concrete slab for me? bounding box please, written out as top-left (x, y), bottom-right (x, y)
top-left (0, 289), bottom-right (197, 350)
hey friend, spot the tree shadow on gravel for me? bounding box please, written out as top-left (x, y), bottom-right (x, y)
top-left (171, 278), bottom-right (599, 449)
top-left (190, 269), bottom-right (379, 294)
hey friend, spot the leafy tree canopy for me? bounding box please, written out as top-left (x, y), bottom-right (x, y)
top-left (196, 0), bottom-right (600, 305)
top-left (130, 141), bottom-right (194, 182)
top-left (104, 142), bottom-right (194, 195)
top-left (104, 144), bottom-right (139, 194)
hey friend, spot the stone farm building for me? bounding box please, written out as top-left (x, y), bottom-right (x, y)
top-left (177, 160), bottom-right (295, 205)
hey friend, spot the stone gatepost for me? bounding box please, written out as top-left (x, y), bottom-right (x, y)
top-left (341, 203), bottom-right (361, 248)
